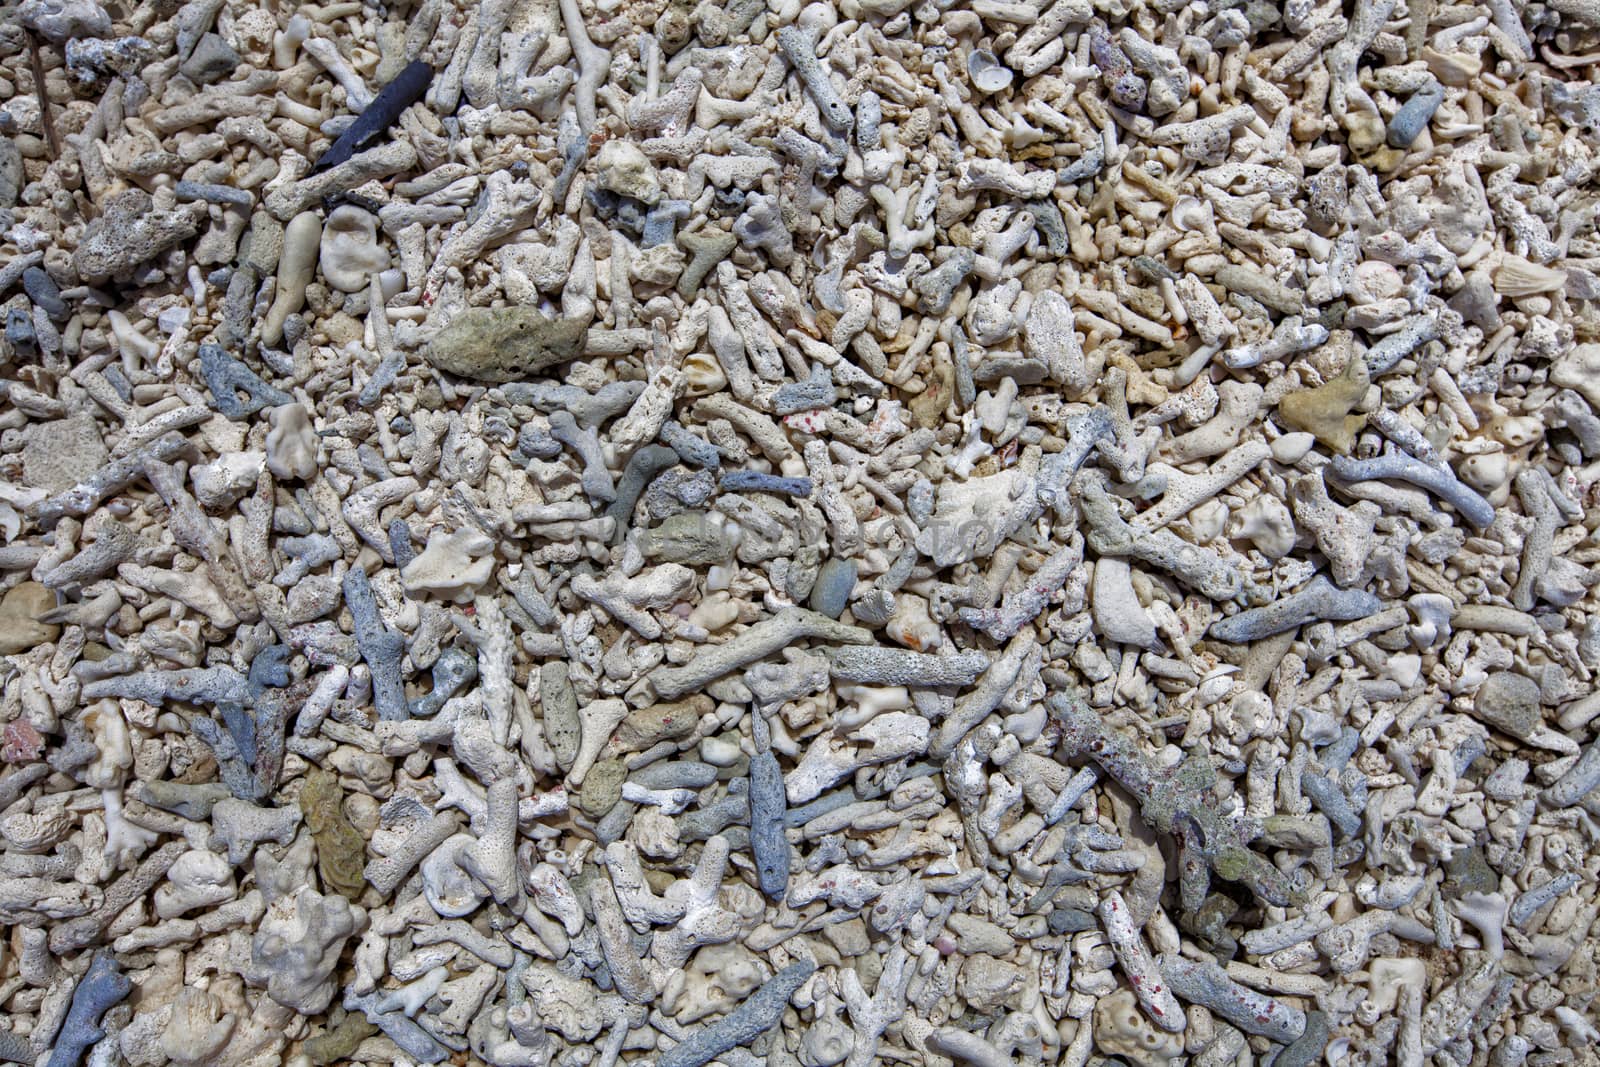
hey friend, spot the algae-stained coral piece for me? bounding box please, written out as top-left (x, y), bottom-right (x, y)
top-left (1047, 690), bottom-right (1294, 914)
top-left (1277, 351), bottom-right (1368, 452)
top-left (300, 767), bottom-right (368, 900)
top-left (304, 1011), bottom-right (379, 1066)
top-left (424, 307), bottom-right (587, 381)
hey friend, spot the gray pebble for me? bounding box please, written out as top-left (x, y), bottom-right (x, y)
top-left (1387, 82), bottom-right (1445, 149)
top-left (807, 558), bottom-right (857, 620)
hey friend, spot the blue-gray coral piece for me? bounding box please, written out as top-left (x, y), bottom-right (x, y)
top-left (1328, 446), bottom-right (1494, 528)
top-left (82, 665), bottom-right (251, 706)
top-left (344, 567), bottom-right (409, 721)
top-left (679, 779), bottom-right (751, 842)
top-left (410, 646), bottom-right (478, 717)
top-left (247, 645), bottom-right (294, 699)
top-left (1276, 1011), bottom-right (1331, 1067)
top-left (656, 960), bottom-right (816, 1067)
top-left (343, 990), bottom-right (450, 1063)
top-left (22, 266), bottom-right (68, 320)
top-left (1058, 144), bottom-right (1106, 183)
top-left (643, 199), bottom-right (692, 247)
top-left (0, 1027), bottom-right (31, 1064)
top-left (748, 748), bottom-right (790, 900)
top-left (199, 342), bottom-right (293, 418)
top-left (659, 420), bottom-right (722, 469)
top-left (175, 180), bottom-right (255, 208)
top-left (631, 760), bottom-right (721, 791)
top-left (219, 702), bottom-right (258, 766)
top-left (772, 364), bottom-right (836, 416)
top-left (606, 444), bottom-right (679, 537)
top-left (515, 423), bottom-right (564, 462)
top-left (1302, 772), bottom-right (1362, 838)
top-left (191, 690), bottom-right (290, 802)
top-left (1387, 81), bottom-right (1444, 148)
top-left (388, 519), bottom-right (418, 569)
top-left (548, 410), bottom-right (617, 502)
top-left (719, 471), bottom-right (812, 496)
top-left (807, 558), bottom-right (857, 620)
top-left (54, 951), bottom-right (132, 1067)
top-left (358, 348), bottom-right (409, 407)
top-left (1208, 575), bottom-right (1380, 643)
top-left (6, 307), bottom-right (34, 351)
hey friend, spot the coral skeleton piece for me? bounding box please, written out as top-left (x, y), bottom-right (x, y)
top-left (343, 566), bottom-right (408, 721)
top-left (50, 951), bottom-right (132, 1067)
top-left (249, 885), bottom-right (367, 1014)
top-left (1099, 889), bottom-right (1184, 1032)
top-left (1209, 576), bottom-right (1382, 643)
top-left (300, 767), bottom-right (368, 899)
top-left (424, 308), bottom-right (588, 382)
top-left (649, 609), bottom-right (873, 699)
top-left (1048, 691), bottom-right (1293, 911)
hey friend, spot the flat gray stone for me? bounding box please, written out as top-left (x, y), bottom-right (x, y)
top-left (181, 32), bottom-right (240, 85)
top-left (1472, 672), bottom-right (1542, 740)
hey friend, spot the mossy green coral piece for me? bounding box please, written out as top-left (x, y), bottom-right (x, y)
top-left (1278, 354), bottom-right (1369, 453)
top-left (303, 1011), bottom-right (378, 1065)
top-left (300, 768), bottom-right (368, 900)
top-left (424, 307), bottom-right (587, 382)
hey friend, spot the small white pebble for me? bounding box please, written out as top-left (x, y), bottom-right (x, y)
top-left (1271, 432), bottom-right (1317, 464)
